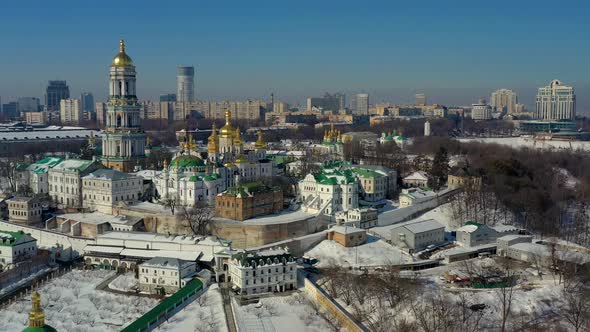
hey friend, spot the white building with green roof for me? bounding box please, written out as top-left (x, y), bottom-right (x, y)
top-left (299, 168), bottom-right (359, 215)
top-left (48, 158), bottom-right (103, 209)
top-left (0, 230), bottom-right (37, 268)
top-left (16, 156), bottom-right (64, 194)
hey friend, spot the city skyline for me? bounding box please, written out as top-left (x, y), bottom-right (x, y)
top-left (0, 1), bottom-right (589, 112)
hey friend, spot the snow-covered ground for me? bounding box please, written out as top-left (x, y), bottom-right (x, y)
top-left (459, 137), bottom-right (590, 151)
top-left (108, 272), bottom-right (138, 292)
top-left (155, 284), bottom-right (227, 332)
top-left (233, 292), bottom-right (335, 332)
top-left (0, 269), bottom-right (158, 332)
top-left (305, 236), bottom-right (412, 267)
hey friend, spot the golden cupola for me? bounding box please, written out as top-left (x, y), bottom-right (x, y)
top-left (112, 39), bottom-right (134, 67)
top-left (219, 110), bottom-right (237, 138)
top-left (22, 291), bottom-right (57, 332)
top-left (208, 123), bottom-right (219, 154)
top-left (255, 129), bottom-right (267, 149)
top-left (233, 127), bottom-right (243, 145)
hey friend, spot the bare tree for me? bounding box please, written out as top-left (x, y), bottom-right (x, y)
top-left (560, 282), bottom-right (590, 332)
top-left (495, 268), bottom-right (516, 332)
top-left (161, 195), bottom-right (177, 215)
top-left (180, 203), bottom-right (215, 236)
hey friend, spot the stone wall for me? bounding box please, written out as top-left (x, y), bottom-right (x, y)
top-left (213, 215), bottom-right (328, 249)
top-left (0, 220), bottom-right (94, 261)
top-left (302, 276), bottom-right (368, 332)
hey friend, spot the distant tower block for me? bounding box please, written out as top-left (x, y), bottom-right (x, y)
top-left (177, 66), bottom-right (195, 102)
top-left (424, 120), bottom-right (431, 136)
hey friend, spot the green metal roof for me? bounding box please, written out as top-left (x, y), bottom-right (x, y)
top-left (121, 278), bottom-right (203, 332)
top-left (313, 169), bottom-right (357, 185)
top-left (0, 230), bottom-right (26, 247)
top-left (170, 155), bottom-right (205, 168)
top-left (351, 168), bottom-right (384, 178)
top-left (22, 326), bottom-right (58, 332)
top-left (223, 181), bottom-right (278, 197)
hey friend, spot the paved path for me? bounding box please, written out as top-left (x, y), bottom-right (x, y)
top-left (220, 285), bottom-right (238, 332)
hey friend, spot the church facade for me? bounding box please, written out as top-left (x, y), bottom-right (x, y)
top-left (153, 111), bottom-right (275, 206)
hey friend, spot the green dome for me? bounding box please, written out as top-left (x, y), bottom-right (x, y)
top-left (23, 326), bottom-right (58, 332)
top-left (383, 136), bottom-right (394, 141)
top-left (170, 155), bottom-right (205, 168)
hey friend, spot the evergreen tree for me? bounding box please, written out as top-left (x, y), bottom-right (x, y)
top-left (430, 147), bottom-right (449, 190)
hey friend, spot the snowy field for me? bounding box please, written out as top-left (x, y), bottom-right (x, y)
top-left (154, 284), bottom-right (227, 332)
top-left (108, 272), bottom-right (138, 292)
top-left (233, 292), bottom-right (335, 332)
top-left (305, 236), bottom-right (412, 267)
top-left (0, 269), bottom-right (158, 332)
top-left (458, 137), bottom-right (590, 151)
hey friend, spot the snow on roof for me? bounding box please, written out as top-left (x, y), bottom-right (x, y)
top-left (403, 171), bottom-right (428, 181)
top-left (83, 169), bottom-right (137, 181)
top-left (330, 225), bottom-right (365, 235)
top-left (510, 242), bottom-right (590, 265)
top-left (456, 224), bottom-right (479, 233)
top-left (391, 219), bottom-right (444, 234)
top-left (444, 243), bottom-right (497, 256)
top-left (51, 159), bottom-right (94, 172)
top-left (140, 257), bottom-right (194, 269)
top-left (121, 248), bottom-right (201, 261)
top-left (401, 187), bottom-right (435, 199)
top-left (99, 231), bottom-right (203, 244)
top-left (56, 212), bottom-right (141, 226)
top-left (404, 219), bottom-right (445, 233)
top-left (491, 225), bottom-right (519, 233)
top-left (0, 129), bottom-right (101, 141)
top-left (83, 245), bottom-right (124, 254)
top-left (497, 234), bottom-right (532, 242)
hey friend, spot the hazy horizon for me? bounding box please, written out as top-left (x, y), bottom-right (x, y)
top-left (1, 0), bottom-right (589, 113)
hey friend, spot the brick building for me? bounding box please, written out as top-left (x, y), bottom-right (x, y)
top-left (327, 225), bottom-right (367, 247)
top-left (215, 182), bottom-right (282, 221)
top-left (7, 197), bottom-right (42, 225)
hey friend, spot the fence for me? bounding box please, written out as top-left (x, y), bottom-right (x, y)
top-left (302, 276), bottom-right (369, 332)
top-left (121, 278), bottom-right (204, 332)
top-left (0, 264), bottom-right (76, 308)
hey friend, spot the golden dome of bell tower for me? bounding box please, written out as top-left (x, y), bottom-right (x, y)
top-left (22, 291), bottom-right (57, 332)
top-left (112, 39), bottom-right (134, 67)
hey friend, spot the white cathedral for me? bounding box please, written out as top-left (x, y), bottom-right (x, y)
top-left (153, 110), bottom-right (274, 206)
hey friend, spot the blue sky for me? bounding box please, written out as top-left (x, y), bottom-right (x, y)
top-left (1, 0), bottom-right (589, 111)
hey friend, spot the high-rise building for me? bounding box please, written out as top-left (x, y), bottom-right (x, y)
top-left (45, 80), bottom-right (70, 112)
top-left (1, 102), bottom-right (18, 119)
top-left (490, 89), bottom-right (518, 114)
top-left (273, 102), bottom-right (290, 113)
top-left (471, 98), bottom-right (492, 120)
top-left (96, 102), bottom-right (107, 127)
top-left (535, 80), bottom-right (576, 120)
top-left (80, 92), bottom-right (95, 114)
top-left (101, 39), bottom-right (147, 172)
top-left (515, 103), bottom-right (526, 113)
top-left (415, 93), bottom-right (427, 106)
top-left (160, 93), bottom-right (177, 102)
top-left (177, 66), bottom-right (195, 102)
top-left (17, 97), bottom-right (41, 113)
top-left (306, 93), bottom-right (345, 112)
top-left (352, 93), bottom-right (369, 115)
top-left (60, 99), bottom-right (81, 125)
